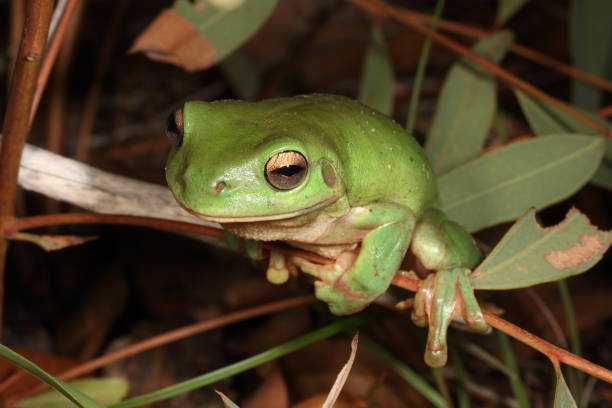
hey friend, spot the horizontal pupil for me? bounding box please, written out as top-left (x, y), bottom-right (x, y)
top-left (274, 165), bottom-right (303, 177)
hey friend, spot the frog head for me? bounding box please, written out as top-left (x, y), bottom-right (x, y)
top-left (165, 100), bottom-right (345, 223)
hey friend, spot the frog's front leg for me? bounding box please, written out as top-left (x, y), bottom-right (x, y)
top-left (411, 209), bottom-right (488, 367)
top-left (292, 204), bottom-right (416, 315)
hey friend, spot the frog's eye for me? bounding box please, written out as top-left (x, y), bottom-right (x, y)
top-left (265, 151), bottom-right (308, 190)
top-left (166, 108), bottom-right (184, 148)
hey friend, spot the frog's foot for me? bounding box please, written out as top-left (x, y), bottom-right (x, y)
top-left (266, 249), bottom-right (297, 284)
top-left (411, 267), bottom-right (488, 367)
top-left (290, 251), bottom-right (369, 315)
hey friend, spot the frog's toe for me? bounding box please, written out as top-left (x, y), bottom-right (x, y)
top-left (290, 251), bottom-right (355, 284)
top-left (458, 273), bottom-right (489, 332)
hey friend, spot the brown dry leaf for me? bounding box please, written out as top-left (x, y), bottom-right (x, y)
top-left (129, 9), bottom-right (214, 72)
top-left (10, 232), bottom-right (97, 251)
top-left (0, 348), bottom-right (78, 396)
top-left (243, 366), bottom-right (289, 408)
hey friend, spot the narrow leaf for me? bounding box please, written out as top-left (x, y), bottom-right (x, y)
top-left (15, 378), bottom-right (128, 408)
top-left (322, 333), bottom-right (358, 408)
top-left (358, 26), bottom-right (394, 115)
top-left (130, 0), bottom-right (278, 71)
top-left (515, 89), bottom-right (612, 163)
top-left (0, 345), bottom-right (105, 408)
top-left (10, 232), bottom-right (96, 251)
top-left (554, 370), bottom-right (578, 408)
top-left (215, 390), bottom-right (241, 408)
top-left (438, 135), bottom-right (604, 233)
top-left (471, 208), bottom-right (611, 290)
top-left (219, 50), bottom-right (260, 100)
top-left (426, 31), bottom-right (513, 174)
top-left (497, 0), bottom-right (529, 25)
top-left (570, 0), bottom-right (612, 110)
top-left (591, 162), bottom-right (612, 190)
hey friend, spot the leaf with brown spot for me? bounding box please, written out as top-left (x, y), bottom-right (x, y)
top-left (471, 208), bottom-right (611, 290)
top-left (10, 232), bottom-right (97, 251)
top-left (130, 0), bottom-right (278, 71)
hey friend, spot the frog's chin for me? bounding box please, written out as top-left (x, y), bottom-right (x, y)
top-left (179, 195), bottom-right (340, 223)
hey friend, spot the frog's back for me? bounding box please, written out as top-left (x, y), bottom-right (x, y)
top-left (258, 95), bottom-right (438, 217)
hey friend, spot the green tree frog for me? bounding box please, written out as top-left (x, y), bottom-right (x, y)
top-left (165, 94), bottom-right (488, 366)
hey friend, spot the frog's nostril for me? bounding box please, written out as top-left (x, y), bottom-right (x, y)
top-left (214, 181), bottom-right (226, 193)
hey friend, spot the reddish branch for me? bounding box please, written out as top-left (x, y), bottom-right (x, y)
top-left (6, 295), bottom-right (315, 404)
top-left (0, 0), bottom-right (54, 340)
top-left (346, 0), bottom-right (611, 137)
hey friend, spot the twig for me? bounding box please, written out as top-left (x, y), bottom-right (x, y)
top-left (400, 8), bottom-right (612, 94)
top-left (8, 295), bottom-right (315, 404)
top-left (345, 0), bottom-right (611, 137)
top-left (29, 0), bottom-right (82, 126)
top-left (0, 0), bottom-right (54, 340)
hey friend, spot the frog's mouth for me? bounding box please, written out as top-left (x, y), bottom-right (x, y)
top-left (176, 195), bottom-right (340, 223)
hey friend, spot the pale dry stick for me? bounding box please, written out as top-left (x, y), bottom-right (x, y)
top-left (400, 8), bottom-right (612, 94)
top-left (29, 0), bottom-right (82, 126)
top-left (346, 0), bottom-right (610, 137)
top-left (7, 295), bottom-right (315, 404)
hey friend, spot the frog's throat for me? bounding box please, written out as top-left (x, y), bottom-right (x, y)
top-left (179, 195), bottom-right (340, 223)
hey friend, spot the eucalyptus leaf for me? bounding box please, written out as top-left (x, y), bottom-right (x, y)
top-left (514, 89), bottom-right (612, 163)
top-left (131, 0), bottom-right (277, 71)
top-left (471, 208), bottom-right (611, 290)
top-left (554, 370), bottom-right (578, 408)
top-left (570, 0), bottom-right (612, 110)
top-left (497, 0), bottom-right (529, 24)
top-left (220, 50), bottom-right (260, 100)
top-left (358, 26), bottom-right (394, 116)
top-left (592, 162), bottom-right (612, 190)
top-left (0, 345), bottom-right (105, 408)
top-left (426, 31), bottom-right (513, 175)
top-left (15, 378), bottom-right (128, 408)
top-left (438, 135), bottom-right (604, 233)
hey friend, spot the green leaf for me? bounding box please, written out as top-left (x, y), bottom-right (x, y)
top-left (175, 0), bottom-right (277, 64)
top-left (358, 26), bottom-right (394, 116)
top-left (514, 89), bottom-right (612, 163)
top-left (471, 208), bottom-right (611, 290)
top-left (570, 0), bottom-right (612, 110)
top-left (438, 135), bottom-right (604, 233)
top-left (0, 345), bottom-right (105, 408)
top-left (554, 370), bottom-right (578, 408)
top-left (109, 317), bottom-right (365, 408)
top-left (425, 31), bottom-right (513, 175)
top-left (215, 390), bottom-right (241, 408)
top-left (497, 0), bottom-right (529, 24)
top-left (592, 162), bottom-right (612, 190)
top-left (15, 378), bottom-right (128, 408)
top-left (219, 50), bottom-right (260, 100)
top-left (131, 0), bottom-right (277, 71)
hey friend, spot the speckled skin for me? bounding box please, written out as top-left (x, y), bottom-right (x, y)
top-left (166, 94), bottom-right (488, 367)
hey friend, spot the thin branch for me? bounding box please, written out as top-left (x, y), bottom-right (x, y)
top-left (0, 0), bottom-right (54, 340)
top-left (29, 0), bottom-right (82, 126)
top-left (7, 295), bottom-right (315, 404)
top-left (400, 8), bottom-right (612, 94)
top-left (391, 276), bottom-right (612, 384)
top-left (346, 0), bottom-right (611, 137)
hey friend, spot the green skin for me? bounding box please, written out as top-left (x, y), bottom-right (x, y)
top-left (166, 94), bottom-right (488, 367)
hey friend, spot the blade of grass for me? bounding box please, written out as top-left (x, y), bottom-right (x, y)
top-left (557, 280), bottom-right (585, 403)
top-left (496, 331), bottom-right (530, 408)
top-left (360, 334), bottom-right (446, 408)
top-left (406, 0), bottom-right (445, 133)
top-left (109, 317), bottom-right (365, 408)
top-left (449, 345), bottom-right (471, 408)
top-left (431, 366), bottom-right (454, 407)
